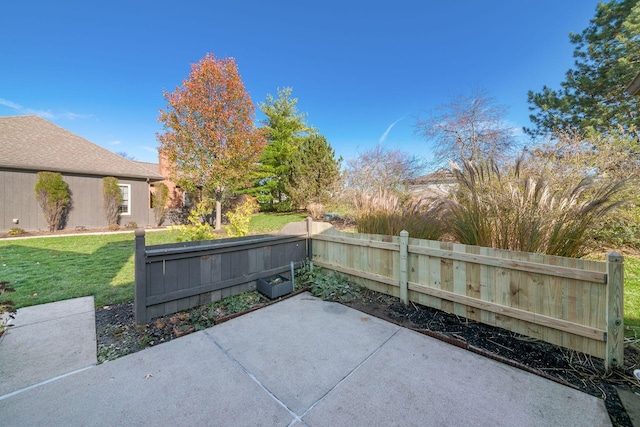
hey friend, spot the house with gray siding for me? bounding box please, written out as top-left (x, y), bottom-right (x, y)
top-left (0, 115), bottom-right (165, 232)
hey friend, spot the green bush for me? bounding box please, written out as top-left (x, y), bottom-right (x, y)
top-left (275, 199), bottom-right (295, 213)
top-left (169, 199), bottom-right (216, 241)
top-left (587, 202), bottom-right (640, 250)
top-left (8, 227), bottom-right (26, 236)
top-left (102, 177), bottom-right (122, 226)
top-left (152, 183), bottom-right (169, 226)
top-left (296, 263), bottom-right (360, 302)
top-left (34, 171), bottom-right (70, 231)
top-left (169, 223), bottom-right (216, 242)
top-left (226, 196), bottom-right (258, 237)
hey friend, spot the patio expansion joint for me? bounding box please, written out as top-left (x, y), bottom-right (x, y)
top-left (0, 366), bottom-right (94, 402)
top-left (8, 308), bottom-right (95, 330)
top-left (298, 327), bottom-right (402, 421)
top-left (202, 329), bottom-right (303, 424)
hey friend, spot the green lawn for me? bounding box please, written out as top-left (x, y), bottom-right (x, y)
top-left (248, 212), bottom-right (308, 233)
top-left (0, 231), bottom-right (178, 309)
top-left (624, 256), bottom-right (640, 331)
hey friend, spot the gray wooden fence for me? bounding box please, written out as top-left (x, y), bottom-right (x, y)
top-left (134, 224), bottom-right (309, 324)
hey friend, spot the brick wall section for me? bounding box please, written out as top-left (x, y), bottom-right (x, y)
top-left (158, 151), bottom-right (184, 209)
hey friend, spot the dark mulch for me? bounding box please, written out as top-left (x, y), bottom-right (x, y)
top-left (0, 226), bottom-right (169, 239)
top-left (96, 287), bottom-right (640, 426)
top-left (96, 292), bottom-right (276, 362)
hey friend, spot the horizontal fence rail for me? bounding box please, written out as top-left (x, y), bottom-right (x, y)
top-left (309, 221), bottom-right (624, 370)
top-left (135, 222), bottom-right (310, 324)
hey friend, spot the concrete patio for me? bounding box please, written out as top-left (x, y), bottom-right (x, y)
top-left (0, 293), bottom-right (611, 426)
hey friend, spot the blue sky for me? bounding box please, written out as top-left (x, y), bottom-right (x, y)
top-left (1, 1), bottom-right (600, 166)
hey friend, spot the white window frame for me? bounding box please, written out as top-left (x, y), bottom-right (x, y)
top-left (118, 184), bottom-right (131, 216)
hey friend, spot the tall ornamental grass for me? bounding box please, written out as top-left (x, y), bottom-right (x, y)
top-left (446, 159), bottom-right (626, 257)
top-left (354, 190), bottom-right (446, 240)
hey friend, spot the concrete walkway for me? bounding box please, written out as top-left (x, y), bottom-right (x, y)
top-left (0, 293), bottom-right (611, 426)
top-left (0, 296), bottom-right (96, 396)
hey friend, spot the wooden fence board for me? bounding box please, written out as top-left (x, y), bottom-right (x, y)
top-left (453, 243), bottom-right (467, 318)
top-left (479, 247), bottom-right (495, 326)
top-left (466, 244), bottom-right (481, 321)
top-left (309, 223), bottom-right (619, 364)
top-left (408, 245), bottom-right (606, 283)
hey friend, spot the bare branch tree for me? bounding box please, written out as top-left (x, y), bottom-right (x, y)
top-left (344, 145), bottom-right (425, 196)
top-left (116, 152), bottom-right (137, 161)
top-left (415, 88), bottom-right (516, 166)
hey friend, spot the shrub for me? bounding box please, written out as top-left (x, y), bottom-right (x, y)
top-left (166, 207), bottom-right (190, 225)
top-left (102, 177), bottom-right (122, 226)
top-left (275, 199), bottom-right (295, 213)
top-left (152, 183), bottom-right (169, 226)
top-left (300, 267), bottom-right (360, 303)
top-left (307, 202), bottom-right (325, 220)
top-left (169, 199), bottom-right (216, 241)
top-left (34, 171), bottom-right (70, 231)
top-left (587, 198), bottom-right (640, 250)
top-left (108, 224), bottom-right (120, 231)
top-left (8, 227), bottom-right (26, 236)
top-left (226, 196), bottom-right (259, 237)
top-left (124, 222), bottom-right (137, 229)
top-left (169, 223), bottom-right (216, 242)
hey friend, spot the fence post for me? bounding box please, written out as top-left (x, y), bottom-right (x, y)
top-left (306, 216), bottom-right (313, 260)
top-left (134, 229), bottom-right (147, 325)
top-left (400, 230), bottom-right (409, 305)
top-left (605, 251), bottom-right (624, 371)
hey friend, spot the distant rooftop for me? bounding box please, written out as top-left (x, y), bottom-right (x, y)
top-left (406, 168), bottom-right (455, 185)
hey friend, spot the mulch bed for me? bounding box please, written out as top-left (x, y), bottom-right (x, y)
top-left (96, 288), bottom-right (640, 426)
top-left (0, 226), bottom-right (166, 239)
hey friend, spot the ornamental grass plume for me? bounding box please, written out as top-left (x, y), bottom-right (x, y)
top-left (446, 158), bottom-right (626, 257)
top-left (354, 189), bottom-right (446, 240)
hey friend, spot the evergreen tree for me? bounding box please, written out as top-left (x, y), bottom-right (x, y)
top-left (286, 134), bottom-right (342, 208)
top-left (526, 0), bottom-right (640, 138)
top-left (249, 88), bottom-right (314, 209)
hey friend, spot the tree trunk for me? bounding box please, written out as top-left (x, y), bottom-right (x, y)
top-left (215, 199), bottom-right (222, 230)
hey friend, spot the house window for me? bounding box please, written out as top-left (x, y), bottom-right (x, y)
top-left (118, 184), bottom-right (131, 215)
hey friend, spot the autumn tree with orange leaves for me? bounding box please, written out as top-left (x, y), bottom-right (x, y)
top-left (158, 53), bottom-right (265, 230)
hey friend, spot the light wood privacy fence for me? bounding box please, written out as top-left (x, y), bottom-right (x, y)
top-left (134, 227), bottom-right (308, 324)
top-left (308, 221), bottom-right (624, 370)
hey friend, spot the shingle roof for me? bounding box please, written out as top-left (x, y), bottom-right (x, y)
top-left (0, 115), bottom-right (164, 180)
top-left (407, 169), bottom-right (455, 185)
top-left (134, 161), bottom-right (160, 175)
